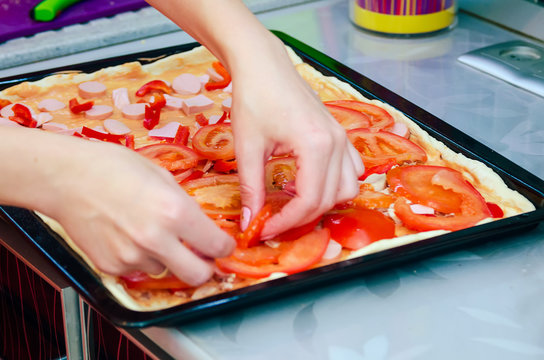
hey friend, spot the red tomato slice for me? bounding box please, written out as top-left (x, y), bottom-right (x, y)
top-left (182, 174), bottom-right (241, 219)
top-left (325, 104), bottom-right (371, 131)
top-left (237, 204), bottom-right (273, 248)
top-left (390, 165), bottom-right (492, 231)
top-left (216, 228), bottom-right (330, 279)
top-left (136, 143), bottom-right (199, 173)
top-left (347, 128), bottom-right (427, 168)
top-left (387, 165), bottom-right (463, 214)
top-left (120, 271), bottom-right (190, 291)
top-left (323, 208), bottom-right (395, 250)
top-left (264, 156), bottom-right (297, 192)
top-left (192, 124), bottom-right (235, 160)
top-left (325, 100), bottom-right (395, 131)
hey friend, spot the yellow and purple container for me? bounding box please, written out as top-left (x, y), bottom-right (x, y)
top-left (350, 0), bottom-right (457, 36)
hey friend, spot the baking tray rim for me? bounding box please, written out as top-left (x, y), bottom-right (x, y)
top-left (1, 31), bottom-right (543, 328)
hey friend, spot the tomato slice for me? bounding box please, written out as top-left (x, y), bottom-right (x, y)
top-left (120, 271), bottom-right (190, 291)
top-left (237, 204), bottom-right (273, 249)
top-left (216, 228), bottom-right (330, 279)
top-left (350, 183), bottom-right (397, 210)
top-left (264, 156), bottom-right (297, 192)
top-left (192, 123), bottom-right (235, 160)
top-left (182, 174), bottom-right (241, 219)
top-left (387, 165), bottom-right (462, 214)
top-left (347, 128), bottom-right (427, 168)
top-left (137, 143), bottom-right (199, 173)
top-left (323, 208), bottom-right (395, 250)
top-left (325, 100), bottom-right (395, 131)
top-left (389, 165), bottom-right (492, 231)
top-left (325, 104), bottom-right (371, 131)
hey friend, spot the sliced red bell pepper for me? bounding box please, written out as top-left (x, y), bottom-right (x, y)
top-left (143, 104), bottom-right (160, 130)
top-left (216, 111), bottom-right (229, 124)
top-left (81, 126), bottom-right (124, 143)
top-left (205, 62), bottom-right (231, 91)
top-left (135, 80), bottom-right (172, 97)
top-left (69, 98), bottom-right (94, 114)
top-left (124, 134), bottom-right (135, 149)
top-left (195, 113), bottom-right (209, 127)
top-left (9, 104), bottom-right (37, 128)
top-left (237, 204), bottom-right (273, 249)
top-left (172, 125), bottom-right (189, 145)
top-left (359, 158), bottom-right (396, 181)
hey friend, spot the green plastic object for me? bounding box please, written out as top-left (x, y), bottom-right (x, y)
top-left (33, 0), bottom-right (84, 22)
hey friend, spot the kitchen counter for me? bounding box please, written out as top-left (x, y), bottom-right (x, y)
top-left (2, 0), bottom-right (544, 359)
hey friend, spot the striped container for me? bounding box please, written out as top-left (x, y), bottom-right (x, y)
top-left (350, 0), bottom-right (456, 36)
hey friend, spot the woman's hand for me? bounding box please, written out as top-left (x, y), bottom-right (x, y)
top-left (0, 128), bottom-right (235, 286)
top-left (230, 35), bottom-right (365, 237)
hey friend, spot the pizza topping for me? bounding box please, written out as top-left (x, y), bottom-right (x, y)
top-left (135, 80), bottom-right (172, 97)
top-left (78, 81), bottom-right (107, 99)
top-left (136, 143), bottom-right (199, 173)
top-left (207, 66), bottom-right (224, 82)
top-left (205, 62), bottom-right (231, 91)
top-left (69, 98), bottom-right (94, 114)
top-left (9, 103), bottom-right (37, 128)
top-left (41, 122), bottom-right (68, 132)
top-left (163, 94), bottom-right (184, 110)
top-left (85, 105), bottom-right (113, 121)
top-left (410, 204), bottom-right (435, 215)
top-left (347, 128), bottom-right (427, 168)
top-left (0, 99), bottom-right (11, 110)
top-left (221, 97), bottom-right (232, 112)
top-left (389, 165), bottom-right (492, 231)
top-left (37, 99), bottom-right (65, 112)
top-left (182, 174), bottom-right (241, 219)
top-left (323, 208), bottom-right (395, 250)
top-left (120, 271), bottom-right (190, 291)
top-left (213, 159), bottom-right (237, 173)
top-left (237, 204), bottom-right (273, 248)
top-left (111, 88), bottom-right (130, 110)
top-left (172, 73), bottom-right (202, 95)
top-left (192, 123), bottom-right (235, 160)
top-left (325, 103), bottom-right (372, 131)
top-left (81, 126), bottom-right (124, 143)
top-left (322, 239), bottom-right (342, 260)
top-left (487, 202), bottom-right (504, 218)
top-left (216, 228), bottom-right (330, 279)
top-left (148, 121), bottom-right (182, 140)
top-left (103, 119), bottom-right (131, 135)
top-left (389, 122), bottom-right (410, 138)
top-left (182, 94), bottom-right (214, 115)
top-left (35, 112), bottom-right (53, 127)
top-left (325, 100), bottom-right (395, 131)
top-left (265, 156), bottom-right (297, 192)
top-left (121, 103), bottom-right (146, 120)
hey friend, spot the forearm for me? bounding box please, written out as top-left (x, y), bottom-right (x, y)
top-left (0, 127), bottom-right (96, 217)
top-left (145, 0), bottom-right (286, 76)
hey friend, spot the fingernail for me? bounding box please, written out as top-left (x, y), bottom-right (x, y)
top-left (241, 206), bottom-right (251, 231)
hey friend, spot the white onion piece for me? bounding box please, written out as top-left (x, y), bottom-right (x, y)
top-left (410, 204), bottom-right (435, 215)
top-left (322, 239), bottom-right (342, 260)
top-left (390, 122), bottom-right (409, 138)
top-left (362, 173), bottom-right (387, 191)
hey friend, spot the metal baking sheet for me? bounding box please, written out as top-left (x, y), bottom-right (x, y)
top-left (1, 32), bottom-right (544, 328)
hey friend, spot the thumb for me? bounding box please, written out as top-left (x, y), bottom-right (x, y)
top-left (236, 143), bottom-right (266, 231)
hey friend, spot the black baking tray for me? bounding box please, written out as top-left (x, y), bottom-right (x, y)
top-left (1, 31), bottom-right (544, 328)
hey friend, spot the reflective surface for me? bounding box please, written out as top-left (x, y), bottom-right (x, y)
top-left (173, 1), bottom-right (544, 359)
